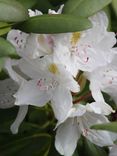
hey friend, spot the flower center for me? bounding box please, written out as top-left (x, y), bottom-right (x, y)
top-left (48, 63), bottom-right (59, 74)
top-left (71, 32), bottom-right (81, 46)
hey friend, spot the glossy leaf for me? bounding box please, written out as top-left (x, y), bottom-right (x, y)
top-left (0, 22), bottom-right (10, 28)
top-left (17, 0), bottom-right (38, 9)
top-left (91, 122), bottom-right (117, 133)
top-left (0, 37), bottom-right (16, 57)
top-left (18, 14), bottom-right (91, 34)
top-left (0, 133), bottom-right (51, 156)
top-left (0, 0), bottom-right (29, 22)
top-left (112, 0), bottom-right (117, 15)
top-left (82, 138), bottom-right (108, 156)
top-left (0, 27), bottom-right (11, 36)
top-left (63, 0), bottom-right (112, 17)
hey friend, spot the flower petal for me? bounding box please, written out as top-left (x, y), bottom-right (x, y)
top-left (10, 105), bottom-right (28, 134)
top-left (5, 58), bottom-right (25, 85)
top-left (14, 80), bottom-right (50, 106)
top-left (81, 112), bottom-right (114, 146)
top-left (109, 145), bottom-right (117, 156)
top-left (51, 86), bottom-right (73, 122)
top-left (55, 118), bottom-right (80, 156)
top-left (86, 102), bottom-right (114, 115)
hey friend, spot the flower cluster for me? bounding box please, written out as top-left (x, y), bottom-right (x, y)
top-left (1, 6), bottom-right (117, 156)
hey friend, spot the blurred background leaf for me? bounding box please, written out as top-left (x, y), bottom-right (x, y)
top-left (0, 133), bottom-right (51, 156)
top-left (91, 122), bottom-right (117, 133)
top-left (112, 0), bottom-right (117, 15)
top-left (63, 0), bottom-right (112, 17)
top-left (77, 137), bottom-right (108, 156)
top-left (0, 0), bottom-right (29, 22)
top-left (0, 37), bottom-right (16, 57)
top-left (16, 0), bottom-right (38, 10)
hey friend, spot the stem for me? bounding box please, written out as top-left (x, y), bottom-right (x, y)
top-left (73, 91), bottom-right (91, 104)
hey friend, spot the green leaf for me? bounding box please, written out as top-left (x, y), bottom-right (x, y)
top-left (0, 57), bottom-right (5, 72)
top-left (63, 0), bottom-right (112, 17)
top-left (0, 22), bottom-right (10, 28)
top-left (18, 14), bottom-right (91, 34)
top-left (91, 122), bottom-right (117, 133)
top-left (0, 27), bottom-right (11, 36)
top-left (17, 0), bottom-right (38, 9)
top-left (0, 133), bottom-right (51, 156)
top-left (0, 0), bottom-right (29, 22)
top-left (112, 0), bottom-right (117, 15)
top-left (0, 37), bottom-right (16, 57)
top-left (82, 138), bottom-right (108, 156)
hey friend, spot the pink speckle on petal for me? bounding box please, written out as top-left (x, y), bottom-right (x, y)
top-left (83, 128), bottom-right (89, 136)
top-left (47, 36), bottom-right (54, 49)
top-left (14, 37), bottom-right (17, 40)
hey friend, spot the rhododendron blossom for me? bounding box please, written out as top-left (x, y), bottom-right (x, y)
top-left (0, 4), bottom-right (117, 156)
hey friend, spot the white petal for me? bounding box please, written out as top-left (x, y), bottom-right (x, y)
top-left (57, 4), bottom-right (64, 14)
top-left (88, 11), bottom-right (108, 43)
top-left (15, 80), bottom-right (50, 106)
top-left (109, 145), bottom-right (117, 156)
top-left (51, 86), bottom-right (73, 122)
top-left (48, 5), bottom-right (64, 14)
top-left (10, 105), bottom-right (28, 134)
top-left (86, 129), bottom-right (114, 147)
top-left (90, 11), bottom-right (108, 29)
top-left (86, 102), bottom-right (114, 115)
top-left (64, 76), bottom-right (80, 93)
top-left (7, 29), bottom-right (29, 56)
top-left (89, 80), bottom-right (105, 102)
top-left (69, 104), bottom-right (86, 118)
top-left (98, 32), bottom-right (116, 49)
top-left (18, 59), bottom-right (40, 79)
top-left (28, 9), bottom-right (42, 17)
top-left (81, 112), bottom-right (114, 146)
top-left (4, 58), bottom-right (25, 85)
top-left (55, 119), bottom-right (80, 156)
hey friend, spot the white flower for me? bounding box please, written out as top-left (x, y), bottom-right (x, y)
top-left (85, 55), bottom-right (117, 106)
top-left (7, 5), bottom-right (65, 60)
top-left (55, 103), bottom-right (115, 156)
top-left (53, 11), bottom-right (116, 76)
top-left (28, 9), bottom-right (43, 17)
top-left (4, 58), bottom-right (28, 134)
top-left (7, 30), bottom-right (54, 59)
top-left (48, 4), bottom-right (64, 14)
top-left (109, 144), bottom-right (117, 156)
top-left (11, 56), bottom-right (79, 122)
